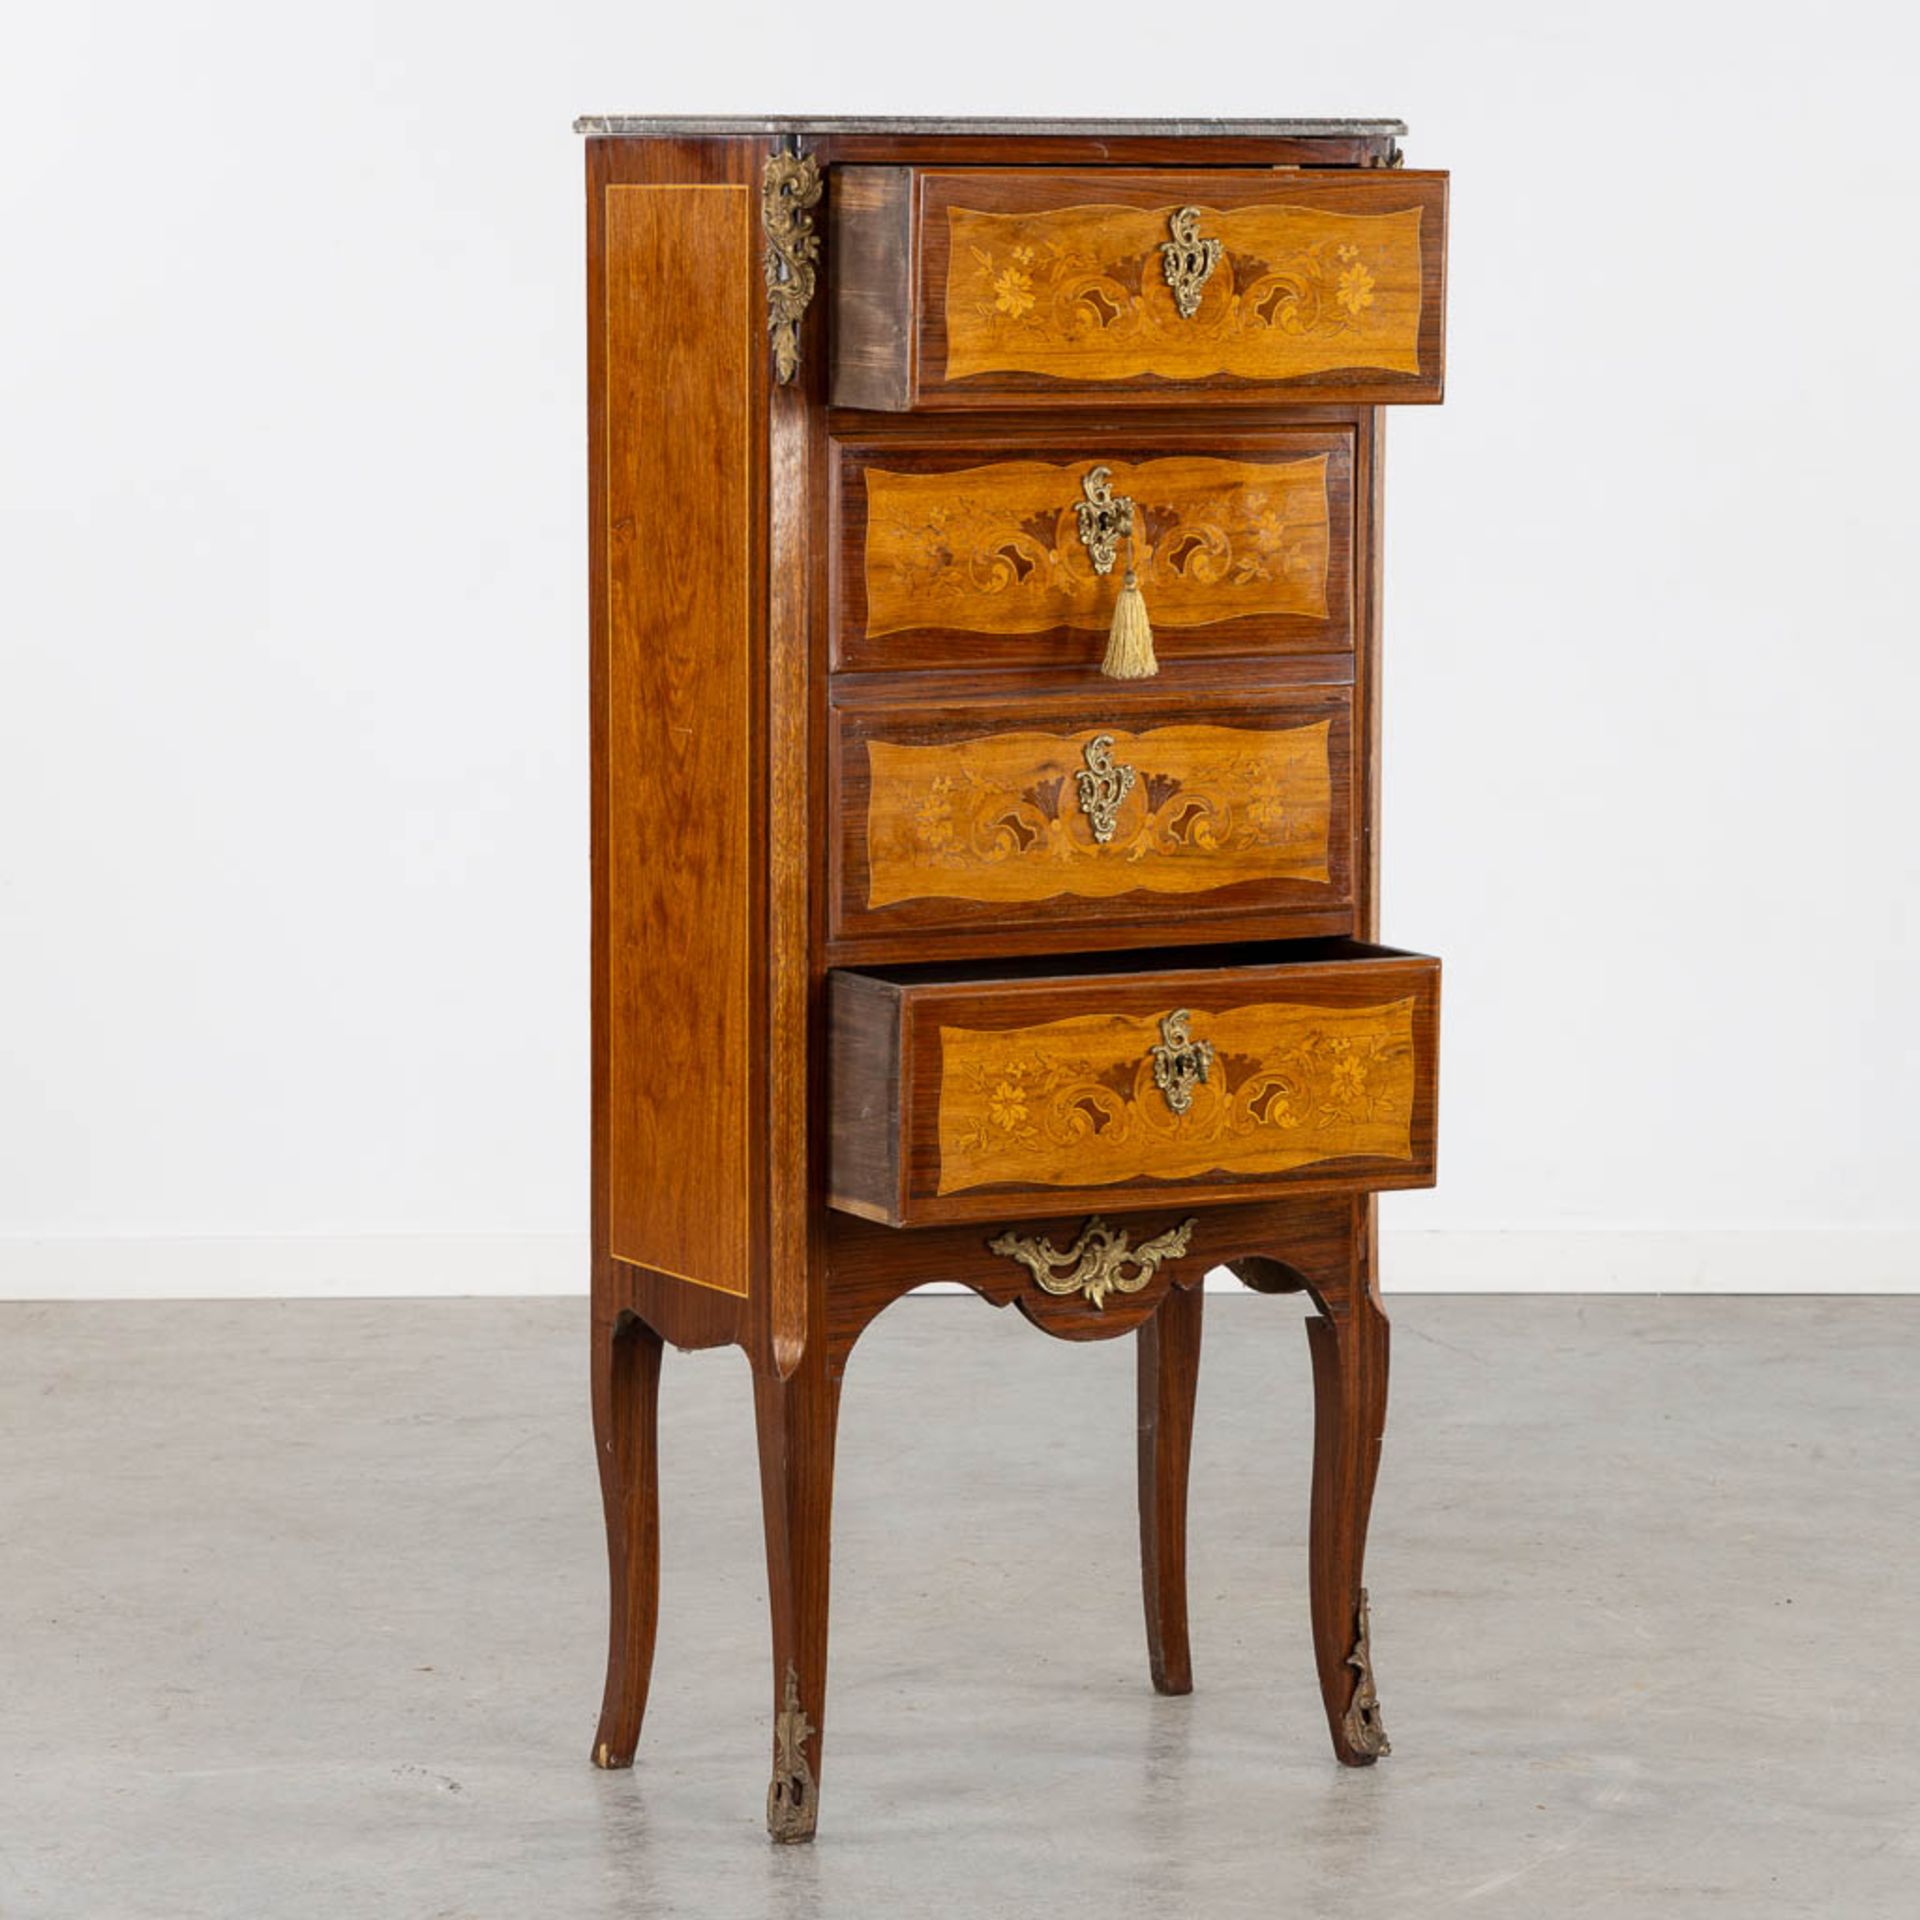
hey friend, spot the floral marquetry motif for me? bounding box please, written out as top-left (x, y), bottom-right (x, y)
top-left (942, 201), bottom-right (1424, 384)
top-left (862, 721), bottom-right (1333, 910)
top-left (936, 997), bottom-right (1419, 1195)
top-left (861, 454), bottom-right (1330, 640)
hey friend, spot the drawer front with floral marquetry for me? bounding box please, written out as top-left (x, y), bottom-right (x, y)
top-left (829, 168), bottom-right (1447, 410)
top-left (831, 691), bottom-right (1353, 946)
top-left (831, 430), bottom-right (1352, 672)
top-left (828, 943), bottom-right (1438, 1227)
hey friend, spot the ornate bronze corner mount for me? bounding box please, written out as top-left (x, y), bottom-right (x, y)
top-left (1074, 466), bottom-right (1134, 575)
top-left (1150, 1009), bottom-right (1214, 1116)
top-left (762, 148), bottom-right (823, 386)
top-left (766, 1661), bottom-right (818, 1842)
top-left (987, 1215), bottom-right (1197, 1311)
top-left (1342, 1589), bottom-right (1391, 1759)
top-left (1074, 734), bottom-right (1137, 845)
top-left (1160, 206), bottom-right (1223, 318)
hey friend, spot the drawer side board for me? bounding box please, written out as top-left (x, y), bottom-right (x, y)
top-left (828, 971), bottom-right (907, 1222)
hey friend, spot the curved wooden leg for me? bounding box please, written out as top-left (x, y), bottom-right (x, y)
top-left (754, 1346), bottom-right (841, 1843)
top-left (1137, 1283), bottom-right (1203, 1695)
top-left (1305, 1274), bottom-right (1392, 1765)
top-left (591, 1310), bottom-right (664, 1770)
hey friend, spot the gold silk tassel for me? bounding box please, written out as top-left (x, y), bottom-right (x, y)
top-left (1101, 530), bottom-right (1158, 680)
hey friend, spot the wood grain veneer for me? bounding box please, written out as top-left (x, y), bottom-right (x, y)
top-left (603, 180), bottom-right (756, 1299)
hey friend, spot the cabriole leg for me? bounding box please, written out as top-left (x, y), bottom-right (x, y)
top-left (1305, 1276), bottom-right (1392, 1764)
top-left (591, 1311), bottom-right (664, 1769)
top-left (1137, 1283), bottom-right (1204, 1694)
top-left (754, 1346), bottom-right (842, 1842)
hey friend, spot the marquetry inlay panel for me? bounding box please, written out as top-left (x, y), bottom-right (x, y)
top-left (863, 721), bottom-right (1333, 909)
top-left (861, 454), bottom-right (1330, 640)
top-left (942, 201), bottom-right (1425, 384)
top-left (935, 997), bottom-right (1417, 1195)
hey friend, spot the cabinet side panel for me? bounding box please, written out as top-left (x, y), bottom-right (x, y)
top-left (605, 182), bottom-right (755, 1297)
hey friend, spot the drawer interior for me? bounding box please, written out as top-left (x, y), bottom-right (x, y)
top-left (843, 936), bottom-right (1413, 988)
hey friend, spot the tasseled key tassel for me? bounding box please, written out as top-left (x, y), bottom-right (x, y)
top-left (1100, 529), bottom-right (1158, 679)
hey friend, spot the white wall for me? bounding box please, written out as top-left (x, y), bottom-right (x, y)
top-left (2, 2), bottom-right (1915, 1297)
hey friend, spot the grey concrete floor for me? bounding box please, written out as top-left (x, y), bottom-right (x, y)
top-left (1, 1294), bottom-right (1915, 1918)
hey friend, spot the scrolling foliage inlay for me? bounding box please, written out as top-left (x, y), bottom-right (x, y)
top-left (937, 997), bottom-right (1417, 1195)
top-left (862, 454), bottom-right (1330, 640)
top-left (863, 720), bottom-right (1333, 910)
top-left (944, 201), bottom-right (1422, 383)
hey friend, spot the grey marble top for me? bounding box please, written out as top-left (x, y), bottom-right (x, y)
top-left (573, 115), bottom-right (1405, 139)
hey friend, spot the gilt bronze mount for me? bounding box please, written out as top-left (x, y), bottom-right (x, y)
top-left (767, 1661), bottom-right (819, 1842)
top-left (762, 148), bottom-right (823, 384)
top-left (1160, 205), bottom-right (1223, 318)
top-left (1150, 1009), bottom-right (1214, 1116)
top-left (1074, 466), bottom-right (1135, 575)
top-left (1341, 1589), bottom-right (1391, 1759)
top-left (987, 1215), bottom-right (1198, 1310)
top-left (1074, 734), bottom-right (1137, 844)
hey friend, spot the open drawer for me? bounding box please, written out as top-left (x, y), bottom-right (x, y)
top-left (828, 940), bottom-right (1439, 1226)
top-left (830, 166), bottom-right (1447, 410)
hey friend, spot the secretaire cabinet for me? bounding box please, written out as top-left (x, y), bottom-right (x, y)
top-left (578, 114), bottom-right (1449, 1842)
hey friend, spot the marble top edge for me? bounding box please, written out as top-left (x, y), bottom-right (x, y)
top-left (572, 115), bottom-right (1406, 139)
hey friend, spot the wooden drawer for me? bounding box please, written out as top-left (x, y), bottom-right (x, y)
top-left (831, 428), bottom-right (1352, 673)
top-left (831, 689), bottom-right (1354, 946)
top-left (829, 941), bottom-right (1438, 1226)
top-left (831, 167), bottom-right (1447, 410)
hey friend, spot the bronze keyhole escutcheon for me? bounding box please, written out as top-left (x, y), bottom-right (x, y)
top-left (1074, 466), bottom-right (1134, 575)
top-left (1160, 206), bottom-right (1222, 318)
top-left (1150, 1008), bottom-right (1214, 1116)
top-left (1074, 734), bottom-right (1137, 844)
